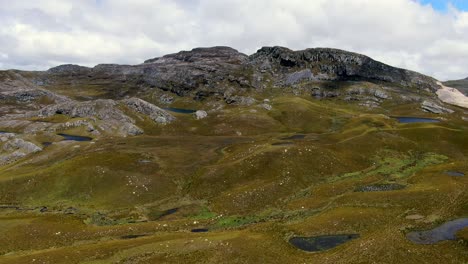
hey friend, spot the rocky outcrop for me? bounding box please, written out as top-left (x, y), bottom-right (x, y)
top-left (9, 98), bottom-right (174, 137)
top-left (224, 95), bottom-right (256, 106)
top-left (1, 137), bottom-right (42, 165)
top-left (34, 46), bottom-right (439, 102)
top-left (421, 100), bottom-right (454, 114)
top-left (249, 47), bottom-right (438, 91)
top-left (37, 99), bottom-right (133, 123)
top-left (123, 97), bottom-right (175, 124)
top-left (436, 82), bottom-right (468, 109)
top-left (119, 123), bottom-right (144, 136)
top-left (3, 138), bottom-right (42, 153)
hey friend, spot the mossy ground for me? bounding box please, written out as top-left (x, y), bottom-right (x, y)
top-left (0, 94), bottom-right (467, 263)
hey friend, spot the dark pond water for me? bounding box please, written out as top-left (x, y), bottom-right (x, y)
top-left (394, 117), bottom-right (440, 123)
top-left (289, 234), bottom-right (359, 252)
top-left (445, 171), bottom-right (465, 177)
top-left (164, 108), bottom-right (196, 114)
top-left (272, 142), bottom-right (294, 146)
top-left (42, 142), bottom-right (52, 147)
top-left (121, 234), bottom-right (147, 239)
top-left (191, 228), bottom-right (209, 233)
top-left (58, 133), bottom-right (92, 141)
top-left (406, 218), bottom-right (468, 244)
top-left (281, 134), bottom-right (306, 140)
top-left (355, 183), bottom-right (405, 192)
top-left (157, 208), bottom-right (179, 219)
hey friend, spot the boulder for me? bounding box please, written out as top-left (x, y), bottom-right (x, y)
top-left (119, 123), bottom-right (144, 136)
top-left (194, 110), bottom-right (208, 120)
top-left (261, 103), bottom-right (272, 111)
top-left (123, 98), bottom-right (175, 124)
top-left (3, 138), bottom-right (42, 154)
top-left (421, 100), bottom-right (454, 114)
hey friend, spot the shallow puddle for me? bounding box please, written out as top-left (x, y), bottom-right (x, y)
top-left (191, 228), bottom-right (209, 233)
top-left (281, 134), bottom-right (306, 140)
top-left (289, 234), bottom-right (359, 252)
top-left (58, 133), bottom-right (92, 141)
top-left (445, 171), bottom-right (464, 177)
top-left (156, 208), bottom-right (179, 219)
top-left (272, 142), bottom-right (294, 146)
top-left (393, 117), bottom-right (440, 123)
top-left (121, 234), bottom-right (147, 239)
top-left (406, 218), bottom-right (468, 244)
top-left (164, 108), bottom-right (196, 114)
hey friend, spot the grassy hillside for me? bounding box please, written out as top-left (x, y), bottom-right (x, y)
top-left (0, 91), bottom-right (466, 263)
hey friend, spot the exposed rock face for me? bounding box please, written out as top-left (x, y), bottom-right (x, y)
top-left (47, 64), bottom-right (91, 74)
top-left (249, 47), bottom-right (438, 91)
top-left (123, 97), bottom-right (175, 124)
top-left (119, 123), bottom-right (144, 136)
top-left (38, 99), bottom-right (133, 123)
top-left (1, 137), bottom-right (42, 165)
top-left (436, 82), bottom-right (468, 109)
top-left (421, 100), bottom-right (454, 114)
top-left (225, 95), bottom-right (256, 106)
top-left (35, 46), bottom-right (439, 101)
top-left (285, 69), bottom-right (313, 85)
top-left (3, 138), bottom-right (42, 153)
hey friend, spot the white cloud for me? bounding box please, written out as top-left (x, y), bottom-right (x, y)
top-left (0, 0), bottom-right (467, 80)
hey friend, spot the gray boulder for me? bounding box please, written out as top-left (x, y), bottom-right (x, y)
top-left (123, 98), bottom-right (175, 124)
top-left (194, 110), bottom-right (208, 120)
top-left (119, 123), bottom-right (144, 136)
top-left (421, 100), bottom-right (454, 114)
top-left (3, 138), bottom-right (42, 153)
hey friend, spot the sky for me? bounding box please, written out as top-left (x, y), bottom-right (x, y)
top-left (0, 0), bottom-right (467, 81)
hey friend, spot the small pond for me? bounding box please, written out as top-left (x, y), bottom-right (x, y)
top-left (121, 234), bottom-right (147, 239)
top-left (394, 117), bottom-right (440, 123)
top-left (156, 208), bottom-right (179, 219)
top-left (445, 171), bottom-right (465, 177)
top-left (289, 234), bottom-right (359, 252)
top-left (406, 218), bottom-right (468, 244)
top-left (58, 133), bottom-right (93, 142)
top-left (42, 142), bottom-right (52, 147)
top-left (281, 134), bottom-right (306, 140)
top-left (191, 228), bottom-right (209, 233)
top-left (272, 142), bottom-right (294, 146)
top-left (164, 108), bottom-right (197, 114)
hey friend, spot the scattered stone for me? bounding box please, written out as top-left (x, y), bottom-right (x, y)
top-left (225, 95), bottom-right (256, 106)
top-left (261, 103), bottom-right (272, 111)
top-left (159, 94), bottom-right (174, 104)
top-left (374, 89), bottom-right (390, 99)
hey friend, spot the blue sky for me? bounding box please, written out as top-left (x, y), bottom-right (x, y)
top-left (421, 0), bottom-right (468, 11)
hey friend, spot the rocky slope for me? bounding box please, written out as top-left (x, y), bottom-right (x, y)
top-left (26, 46), bottom-right (440, 100)
top-left (443, 77), bottom-right (468, 96)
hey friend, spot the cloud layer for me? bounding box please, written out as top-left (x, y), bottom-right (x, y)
top-left (0, 0), bottom-right (467, 80)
